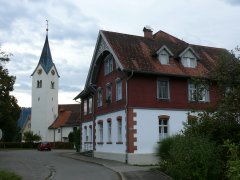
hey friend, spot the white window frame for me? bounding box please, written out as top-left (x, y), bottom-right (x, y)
top-left (84, 127), bottom-right (88, 142)
top-left (106, 84), bottom-right (112, 103)
top-left (88, 97), bottom-right (93, 114)
top-left (158, 49), bottom-right (169, 64)
top-left (104, 55), bottom-right (113, 75)
top-left (159, 119), bottom-right (168, 140)
top-left (116, 79), bottom-right (122, 101)
top-left (157, 79), bottom-right (170, 99)
top-left (98, 122), bottom-right (103, 142)
top-left (83, 99), bottom-right (87, 115)
top-left (89, 126), bottom-right (92, 142)
top-left (182, 57), bottom-right (197, 68)
top-left (188, 83), bottom-right (210, 102)
top-left (97, 88), bottom-right (103, 107)
top-left (107, 121), bottom-right (112, 142)
top-left (117, 120), bottom-right (122, 142)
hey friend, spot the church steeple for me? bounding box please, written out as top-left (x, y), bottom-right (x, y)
top-left (38, 35), bottom-right (54, 74)
top-left (31, 21), bottom-right (59, 77)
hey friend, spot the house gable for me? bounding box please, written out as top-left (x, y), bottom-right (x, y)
top-left (84, 32), bottom-right (123, 90)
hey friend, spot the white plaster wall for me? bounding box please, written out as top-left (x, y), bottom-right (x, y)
top-left (31, 65), bottom-right (59, 142)
top-left (95, 110), bottom-right (126, 153)
top-left (81, 121), bottom-right (93, 151)
top-left (133, 108), bottom-right (189, 154)
top-left (50, 127), bottom-right (73, 142)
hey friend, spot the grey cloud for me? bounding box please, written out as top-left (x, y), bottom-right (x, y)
top-left (223, 0), bottom-right (240, 5)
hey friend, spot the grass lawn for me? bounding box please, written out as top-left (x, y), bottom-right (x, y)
top-left (0, 170), bottom-right (22, 180)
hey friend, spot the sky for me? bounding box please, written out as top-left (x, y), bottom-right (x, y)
top-left (0, 0), bottom-right (240, 107)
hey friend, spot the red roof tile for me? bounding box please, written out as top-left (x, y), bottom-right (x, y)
top-left (49, 104), bottom-right (80, 129)
top-left (101, 30), bottom-right (229, 77)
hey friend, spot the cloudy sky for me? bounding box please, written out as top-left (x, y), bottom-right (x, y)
top-left (1, 0), bottom-right (240, 107)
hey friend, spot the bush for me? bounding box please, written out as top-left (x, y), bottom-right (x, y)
top-left (157, 135), bottom-right (180, 161)
top-left (51, 142), bottom-right (74, 149)
top-left (224, 140), bottom-right (240, 180)
top-left (0, 170), bottom-right (21, 180)
top-left (158, 136), bottom-right (221, 180)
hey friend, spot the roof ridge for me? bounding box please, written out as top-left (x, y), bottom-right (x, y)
top-left (153, 30), bottom-right (187, 44)
top-left (191, 43), bottom-right (226, 51)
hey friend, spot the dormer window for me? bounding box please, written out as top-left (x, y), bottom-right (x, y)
top-left (182, 57), bottom-right (197, 68)
top-left (158, 50), bottom-right (169, 65)
top-left (179, 46), bottom-right (199, 68)
top-left (156, 45), bottom-right (173, 65)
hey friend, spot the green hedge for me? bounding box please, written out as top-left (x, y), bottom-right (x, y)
top-left (51, 142), bottom-right (74, 149)
top-left (157, 135), bottom-right (221, 180)
top-left (0, 142), bottom-right (74, 149)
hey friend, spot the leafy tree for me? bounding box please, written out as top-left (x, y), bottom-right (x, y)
top-left (22, 131), bottom-right (41, 143)
top-left (0, 46), bottom-right (21, 141)
top-left (68, 128), bottom-right (80, 152)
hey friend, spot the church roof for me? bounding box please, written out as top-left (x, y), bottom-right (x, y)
top-left (31, 35), bottom-right (59, 76)
top-left (39, 35), bottom-right (54, 74)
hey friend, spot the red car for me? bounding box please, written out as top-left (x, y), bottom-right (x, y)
top-left (38, 142), bottom-right (51, 151)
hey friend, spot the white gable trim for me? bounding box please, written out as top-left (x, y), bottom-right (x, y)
top-left (179, 46), bottom-right (200, 60)
top-left (156, 45), bottom-right (174, 56)
top-left (85, 31), bottom-right (123, 89)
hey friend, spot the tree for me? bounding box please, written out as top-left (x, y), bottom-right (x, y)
top-left (23, 131), bottom-right (41, 143)
top-left (68, 128), bottom-right (80, 152)
top-left (0, 46), bottom-right (21, 141)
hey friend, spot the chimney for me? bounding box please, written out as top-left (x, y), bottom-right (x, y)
top-left (143, 26), bottom-right (153, 38)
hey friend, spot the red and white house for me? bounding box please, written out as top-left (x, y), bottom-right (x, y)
top-left (74, 27), bottom-right (228, 164)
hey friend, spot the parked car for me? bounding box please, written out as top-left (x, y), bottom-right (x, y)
top-left (38, 142), bottom-right (51, 151)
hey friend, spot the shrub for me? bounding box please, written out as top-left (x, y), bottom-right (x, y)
top-left (159, 135), bottom-right (221, 180)
top-left (51, 142), bottom-right (74, 149)
top-left (0, 170), bottom-right (21, 180)
top-left (157, 135), bottom-right (180, 161)
top-left (224, 140), bottom-right (240, 180)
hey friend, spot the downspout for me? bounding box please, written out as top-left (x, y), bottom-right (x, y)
top-left (92, 93), bottom-right (95, 155)
top-left (125, 70), bottom-right (133, 164)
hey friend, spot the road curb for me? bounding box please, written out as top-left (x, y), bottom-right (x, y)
top-left (60, 153), bottom-right (125, 180)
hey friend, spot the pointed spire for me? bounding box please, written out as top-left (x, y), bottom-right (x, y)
top-left (46, 20), bottom-right (48, 36)
top-left (38, 21), bottom-right (54, 74)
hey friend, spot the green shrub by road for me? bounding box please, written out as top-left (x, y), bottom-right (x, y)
top-left (0, 170), bottom-right (22, 180)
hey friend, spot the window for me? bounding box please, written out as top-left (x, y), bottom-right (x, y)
top-left (107, 120), bottom-right (112, 142)
top-left (158, 50), bottom-right (169, 64)
top-left (51, 81), bottom-right (55, 89)
top-left (117, 119), bottom-right (122, 142)
top-left (116, 79), bottom-right (122, 101)
top-left (182, 57), bottom-right (197, 68)
top-left (98, 122), bottom-right (103, 142)
top-left (157, 79), bottom-right (169, 99)
top-left (84, 127), bottom-right (88, 142)
top-left (159, 118), bottom-right (168, 140)
top-left (58, 128), bottom-right (61, 133)
top-left (89, 126), bottom-right (92, 142)
top-left (188, 83), bottom-right (209, 102)
top-left (106, 84), bottom-right (112, 103)
top-left (104, 55), bottom-right (113, 75)
top-left (84, 100), bottom-right (87, 115)
top-left (37, 80), bottom-right (42, 88)
top-left (88, 97), bottom-right (93, 114)
top-left (97, 88), bottom-right (103, 107)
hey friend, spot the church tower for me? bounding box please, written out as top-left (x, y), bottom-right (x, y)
top-left (31, 28), bottom-right (59, 141)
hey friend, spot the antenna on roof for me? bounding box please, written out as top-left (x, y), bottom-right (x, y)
top-left (46, 20), bottom-right (49, 35)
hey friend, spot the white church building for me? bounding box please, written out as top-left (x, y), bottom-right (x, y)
top-left (31, 31), bottom-right (81, 142)
top-left (31, 31), bottom-right (60, 142)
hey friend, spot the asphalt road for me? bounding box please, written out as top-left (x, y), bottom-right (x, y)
top-left (0, 149), bottom-right (120, 180)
